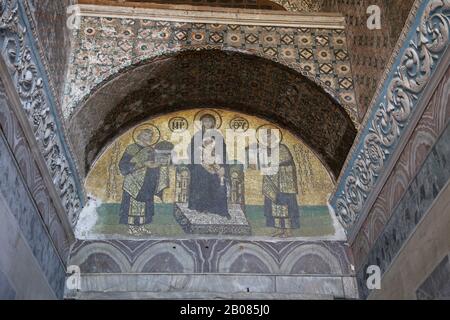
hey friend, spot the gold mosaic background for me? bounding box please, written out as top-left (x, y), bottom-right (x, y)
top-left (86, 108), bottom-right (334, 206)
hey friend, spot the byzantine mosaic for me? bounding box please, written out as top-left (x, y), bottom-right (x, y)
top-left (272, 0), bottom-right (323, 12)
top-left (63, 8), bottom-right (357, 122)
top-left (79, 108), bottom-right (343, 239)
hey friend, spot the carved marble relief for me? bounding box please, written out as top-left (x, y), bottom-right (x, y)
top-left (331, 0), bottom-right (450, 234)
top-left (0, 0), bottom-right (83, 225)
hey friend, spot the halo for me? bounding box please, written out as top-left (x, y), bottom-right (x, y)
top-left (256, 124), bottom-right (283, 146)
top-left (194, 109), bottom-right (223, 130)
top-left (132, 123), bottom-right (161, 146)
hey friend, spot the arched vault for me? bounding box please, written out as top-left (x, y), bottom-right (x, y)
top-left (68, 49), bottom-right (356, 180)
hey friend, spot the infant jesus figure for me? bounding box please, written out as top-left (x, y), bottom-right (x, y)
top-left (202, 137), bottom-right (225, 186)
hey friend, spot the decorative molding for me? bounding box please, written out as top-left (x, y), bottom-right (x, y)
top-left (77, 3), bottom-right (340, 28)
top-left (356, 123), bottom-right (450, 298)
top-left (0, 0), bottom-right (84, 225)
top-left (331, 0), bottom-right (450, 235)
top-left (70, 239), bottom-right (354, 275)
top-left (351, 63), bottom-right (450, 268)
top-left (336, 0), bottom-right (424, 178)
top-left (0, 66), bottom-right (75, 248)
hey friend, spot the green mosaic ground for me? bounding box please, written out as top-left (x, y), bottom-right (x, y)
top-left (93, 203), bottom-right (334, 237)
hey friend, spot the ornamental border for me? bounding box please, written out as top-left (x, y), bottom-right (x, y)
top-left (0, 0), bottom-right (84, 225)
top-left (331, 0), bottom-right (450, 236)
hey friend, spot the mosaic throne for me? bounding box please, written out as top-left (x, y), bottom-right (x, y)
top-left (173, 164), bottom-right (252, 236)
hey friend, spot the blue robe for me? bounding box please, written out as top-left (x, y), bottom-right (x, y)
top-left (187, 130), bottom-right (229, 217)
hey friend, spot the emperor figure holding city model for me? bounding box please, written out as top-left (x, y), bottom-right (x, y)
top-left (118, 124), bottom-right (170, 235)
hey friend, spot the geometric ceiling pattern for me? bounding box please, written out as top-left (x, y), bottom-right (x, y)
top-left (63, 11), bottom-right (357, 123)
top-left (68, 49), bottom-right (357, 180)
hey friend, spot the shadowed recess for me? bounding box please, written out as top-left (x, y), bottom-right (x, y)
top-left (69, 49), bottom-right (356, 180)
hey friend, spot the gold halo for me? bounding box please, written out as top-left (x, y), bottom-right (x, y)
top-left (256, 124), bottom-right (283, 146)
top-left (194, 109), bottom-right (223, 130)
top-left (132, 123), bottom-right (161, 146)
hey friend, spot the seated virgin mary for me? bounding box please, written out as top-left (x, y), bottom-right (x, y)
top-left (187, 113), bottom-right (231, 219)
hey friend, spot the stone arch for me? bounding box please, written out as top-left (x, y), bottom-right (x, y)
top-left (132, 242), bottom-right (196, 273)
top-left (280, 243), bottom-right (342, 275)
top-left (66, 45), bottom-right (352, 120)
top-left (68, 49), bottom-right (356, 182)
top-left (70, 242), bottom-right (132, 273)
top-left (217, 243), bottom-right (279, 274)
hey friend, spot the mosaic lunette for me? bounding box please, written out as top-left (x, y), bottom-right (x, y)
top-left (83, 109), bottom-right (339, 239)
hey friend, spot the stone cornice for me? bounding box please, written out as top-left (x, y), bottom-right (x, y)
top-left (0, 56), bottom-right (76, 244)
top-left (0, 0), bottom-right (83, 226)
top-left (76, 3), bottom-right (345, 29)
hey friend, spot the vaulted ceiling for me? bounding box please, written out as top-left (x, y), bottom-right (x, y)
top-left (76, 0), bottom-right (417, 121)
top-left (69, 50), bottom-right (356, 180)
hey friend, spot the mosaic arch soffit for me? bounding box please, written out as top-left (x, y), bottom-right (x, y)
top-left (68, 49), bottom-right (357, 181)
top-left (66, 45), bottom-right (356, 123)
top-left (64, 5), bottom-right (357, 124)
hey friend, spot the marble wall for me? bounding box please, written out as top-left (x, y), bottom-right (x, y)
top-left (0, 78), bottom-right (70, 299)
top-left (417, 254), bottom-right (450, 300)
top-left (352, 66), bottom-right (450, 271)
top-left (67, 239), bottom-right (358, 299)
top-left (367, 175), bottom-right (450, 299)
top-left (357, 119), bottom-right (450, 299)
top-left (0, 268), bottom-right (16, 299)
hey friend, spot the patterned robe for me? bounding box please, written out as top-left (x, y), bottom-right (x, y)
top-left (118, 143), bottom-right (169, 225)
top-left (262, 144), bottom-right (300, 229)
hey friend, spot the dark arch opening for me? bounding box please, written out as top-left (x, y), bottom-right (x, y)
top-left (68, 49), bottom-right (356, 181)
